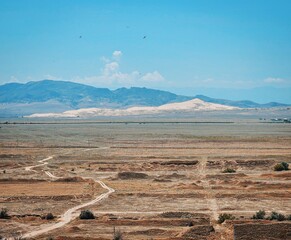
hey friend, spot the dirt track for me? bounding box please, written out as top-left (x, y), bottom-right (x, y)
top-left (20, 152), bottom-right (115, 239)
top-left (1, 122), bottom-right (290, 239)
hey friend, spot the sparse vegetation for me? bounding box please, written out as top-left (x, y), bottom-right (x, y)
top-left (252, 210), bottom-right (291, 221)
top-left (117, 172), bottom-right (148, 180)
top-left (0, 208), bottom-right (9, 219)
top-left (1, 121), bottom-right (291, 239)
top-left (274, 162), bottom-right (289, 171)
top-left (281, 162), bottom-right (289, 170)
top-left (217, 213), bottom-right (235, 224)
top-left (113, 229), bottom-right (123, 240)
top-left (45, 213), bottom-right (55, 220)
top-left (252, 210), bottom-right (266, 219)
top-left (274, 163), bottom-right (285, 171)
top-left (222, 168), bottom-right (236, 173)
top-left (269, 211), bottom-right (286, 221)
top-left (12, 237), bottom-right (26, 240)
top-left (79, 210), bottom-right (95, 219)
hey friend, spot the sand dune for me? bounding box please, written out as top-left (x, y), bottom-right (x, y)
top-left (27, 98), bottom-right (238, 118)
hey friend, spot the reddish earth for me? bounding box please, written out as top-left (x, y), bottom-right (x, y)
top-left (0, 121), bottom-right (290, 239)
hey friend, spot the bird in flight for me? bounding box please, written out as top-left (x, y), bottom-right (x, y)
top-left (143, 35), bottom-right (146, 39)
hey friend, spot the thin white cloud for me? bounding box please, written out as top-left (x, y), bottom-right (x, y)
top-left (100, 56), bottom-right (110, 63)
top-left (103, 62), bottom-right (119, 76)
top-left (112, 50), bottom-right (122, 60)
top-left (9, 76), bottom-right (19, 83)
top-left (43, 74), bottom-right (62, 80)
top-left (73, 50), bottom-right (165, 87)
top-left (140, 71), bottom-right (165, 82)
top-left (264, 77), bottom-right (285, 84)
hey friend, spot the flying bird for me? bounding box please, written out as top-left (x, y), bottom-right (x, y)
top-left (143, 35), bottom-right (146, 39)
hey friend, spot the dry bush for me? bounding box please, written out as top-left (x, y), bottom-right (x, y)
top-left (79, 210), bottom-right (95, 219)
top-left (117, 172), bottom-right (148, 180)
top-left (218, 213), bottom-right (235, 224)
top-left (252, 210), bottom-right (266, 219)
top-left (0, 208), bottom-right (9, 219)
top-left (222, 168), bottom-right (236, 173)
top-left (274, 162), bottom-right (289, 171)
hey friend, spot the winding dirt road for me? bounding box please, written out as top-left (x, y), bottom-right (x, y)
top-left (21, 152), bottom-right (115, 239)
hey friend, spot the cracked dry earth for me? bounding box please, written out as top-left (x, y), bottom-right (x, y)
top-left (0, 121), bottom-right (291, 239)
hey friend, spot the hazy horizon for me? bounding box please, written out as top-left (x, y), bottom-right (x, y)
top-left (2, 78), bottom-right (291, 104)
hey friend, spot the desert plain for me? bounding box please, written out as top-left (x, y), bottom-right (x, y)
top-left (0, 118), bottom-right (290, 239)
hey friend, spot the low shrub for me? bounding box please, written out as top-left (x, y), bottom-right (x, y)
top-left (117, 172), bottom-right (148, 180)
top-left (45, 213), bottom-right (55, 220)
top-left (274, 163), bottom-right (285, 171)
top-left (79, 210), bottom-right (95, 219)
top-left (222, 168), bottom-right (236, 173)
top-left (188, 221), bottom-right (194, 227)
top-left (217, 213), bottom-right (235, 224)
top-left (113, 229), bottom-right (123, 240)
top-left (269, 211), bottom-right (286, 221)
top-left (0, 208), bottom-right (9, 219)
top-left (281, 162), bottom-right (289, 170)
top-left (252, 210), bottom-right (266, 219)
top-left (274, 162), bottom-right (289, 171)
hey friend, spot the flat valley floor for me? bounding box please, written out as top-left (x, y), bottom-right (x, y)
top-left (0, 120), bottom-right (290, 239)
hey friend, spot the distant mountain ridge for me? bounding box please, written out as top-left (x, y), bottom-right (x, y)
top-left (0, 80), bottom-right (190, 107)
top-left (0, 80), bottom-right (289, 117)
top-left (194, 95), bottom-right (289, 108)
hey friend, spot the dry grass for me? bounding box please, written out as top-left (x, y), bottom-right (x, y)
top-left (0, 120), bottom-right (290, 239)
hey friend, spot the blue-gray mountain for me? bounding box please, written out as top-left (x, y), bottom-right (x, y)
top-left (0, 80), bottom-right (289, 117)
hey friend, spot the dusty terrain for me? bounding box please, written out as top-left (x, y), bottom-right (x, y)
top-left (0, 120), bottom-right (290, 239)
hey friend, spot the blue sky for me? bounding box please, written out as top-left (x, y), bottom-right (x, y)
top-left (0, 0), bottom-right (291, 103)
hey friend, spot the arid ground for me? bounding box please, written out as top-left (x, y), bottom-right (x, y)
top-left (0, 119), bottom-right (290, 239)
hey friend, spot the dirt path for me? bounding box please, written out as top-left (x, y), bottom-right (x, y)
top-left (21, 150), bottom-right (115, 239)
top-left (197, 156), bottom-right (229, 239)
top-left (24, 156), bottom-right (54, 171)
top-left (44, 171), bottom-right (60, 179)
top-left (197, 156), bottom-right (219, 222)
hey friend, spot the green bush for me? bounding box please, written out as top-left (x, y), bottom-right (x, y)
top-left (188, 221), bottom-right (194, 227)
top-left (252, 210), bottom-right (266, 219)
top-left (0, 208), bottom-right (9, 219)
top-left (217, 213), bottom-right (235, 224)
top-left (274, 163), bottom-right (285, 171)
top-left (269, 211), bottom-right (286, 221)
top-left (222, 168), bottom-right (236, 173)
top-left (274, 162), bottom-right (289, 171)
top-left (281, 162), bottom-right (289, 170)
top-left (79, 210), bottom-right (95, 219)
top-left (45, 213), bottom-right (55, 220)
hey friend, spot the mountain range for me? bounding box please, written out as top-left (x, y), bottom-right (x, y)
top-left (0, 80), bottom-right (289, 117)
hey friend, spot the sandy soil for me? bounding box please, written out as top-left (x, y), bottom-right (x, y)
top-left (0, 120), bottom-right (290, 239)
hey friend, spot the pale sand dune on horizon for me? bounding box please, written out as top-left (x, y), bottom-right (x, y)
top-left (27, 98), bottom-right (238, 118)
